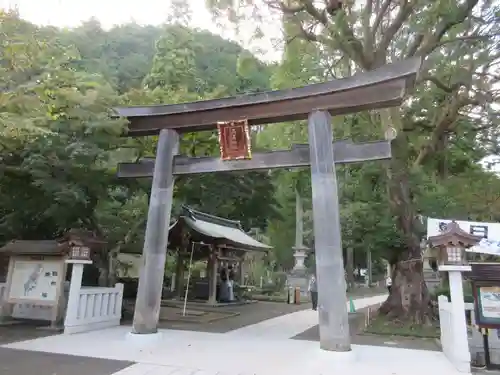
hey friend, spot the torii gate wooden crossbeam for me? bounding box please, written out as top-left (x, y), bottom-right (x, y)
top-left (117, 140), bottom-right (391, 178)
top-left (115, 58), bottom-right (420, 135)
top-left (114, 57), bottom-right (422, 353)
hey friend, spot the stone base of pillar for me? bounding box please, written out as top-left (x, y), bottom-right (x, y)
top-left (287, 269), bottom-right (309, 297)
top-left (319, 349), bottom-right (355, 360)
top-left (306, 348), bottom-right (356, 372)
top-left (126, 331), bottom-right (163, 346)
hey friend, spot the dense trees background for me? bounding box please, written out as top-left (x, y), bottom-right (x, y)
top-left (2, 0), bottom-right (500, 324)
top-left (205, 0), bottom-right (500, 321)
top-left (0, 10), bottom-right (277, 284)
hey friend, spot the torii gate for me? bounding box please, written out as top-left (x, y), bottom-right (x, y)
top-left (114, 57), bottom-right (421, 352)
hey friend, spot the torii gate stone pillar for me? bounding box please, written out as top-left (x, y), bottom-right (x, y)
top-left (308, 110), bottom-right (350, 352)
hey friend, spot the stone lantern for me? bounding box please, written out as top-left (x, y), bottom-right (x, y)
top-left (64, 230), bottom-right (102, 333)
top-left (427, 220), bottom-right (481, 373)
top-left (427, 221), bottom-right (482, 269)
top-left (287, 190), bottom-right (310, 297)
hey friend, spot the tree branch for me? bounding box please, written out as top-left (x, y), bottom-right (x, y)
top-left (278, 0), bottom-right (369, 69)
top-left (329, 12), bottom-right (371, 69)
top-left (436, 33), bottom-right (499, 48)
top-left (371, 0), bottom-right (392, 36)
top-left (362, 0), bottom-right (375, 63)
top-left (302, 0), bottom-right (328, 24)
top-left (375, 0), bottom-right (416, 65)
top-left (420, 74), bottom-right (469, 93)
top-left (268, 0), bottom-right (305, 13)
top-left (412, 93), bottom-right (477, 168)
top-left (407, 0), bottom-right (480, 58)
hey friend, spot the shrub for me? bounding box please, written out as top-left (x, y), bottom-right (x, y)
top-left (273, 271), bottom-right (288, 289)
top-left (431, 284), bottom-right (474, 303)
top-left (259, 284), bottom-right (276, 295)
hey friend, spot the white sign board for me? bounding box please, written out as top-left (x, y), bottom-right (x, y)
top-left (427, 217), bottom-right (500, 256)
top-left (479, 286), bottom-right (500, 319)
top-left (8, 259), bottom-right (63, 304)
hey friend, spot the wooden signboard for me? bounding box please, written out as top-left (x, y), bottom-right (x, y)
top-left (1, 255), bottom-right (67, 328)
top-left (473, 281), bottom-right (500, 328)
top-left (217, 120), bottom-right (252, 161)
top-left (469, 263), bottom-right (500, 369)
top-left (470, 263), bottom-right (500, 328)
top-left (7, 257), bottom-right (64, 306)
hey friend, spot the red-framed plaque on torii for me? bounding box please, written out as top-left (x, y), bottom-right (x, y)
top-left (217, 120), bottom-right (252, 161)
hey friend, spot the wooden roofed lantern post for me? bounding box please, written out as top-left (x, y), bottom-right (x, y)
top-left (428, 221), bottom-right (482, 372)
top-left (114, 58), bottom-right (421, 352)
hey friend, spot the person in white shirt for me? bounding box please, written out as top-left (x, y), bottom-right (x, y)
top-left (386, 275), bottom-right (392, 293)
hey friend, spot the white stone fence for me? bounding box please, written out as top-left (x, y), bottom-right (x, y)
top-left (438, 296), bottom-right (459, 368)
top-left (439, 296), bottom-right (500, 371)
top-left (63, 261), bottom-right (123, 334)
top-left (64, 284), bottom-right (124, 334)
top-left (438, 295), bottom-right (471, 373)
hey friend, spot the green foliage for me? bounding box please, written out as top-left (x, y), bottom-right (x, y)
top-left (0, 10), bottom-right (277, 286)
top-left (0, 11), bottom-right (126, 243)
top-left (204, 1), bottom-right (500, 287)
top-left (4, 0), bottom-right (500, 300)
top-left (430, 281), bottom-right (474, 304)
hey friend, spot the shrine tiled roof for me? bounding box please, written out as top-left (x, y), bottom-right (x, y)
top-left (177, 206), bottom-right (271, 251)
top-left (0, 240), bottom-right (67, 255)
top-left (0, 230), bottom-right (105, 255)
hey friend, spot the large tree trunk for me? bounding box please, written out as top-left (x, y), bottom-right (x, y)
top-left (108, 246), bottom-right (120, 287)
top-left (379, 130), bottom-right (432, 322)
top-left (97, 260), bottom-right (109, 287)
top-left (380, 258), bottom-right (431, 323)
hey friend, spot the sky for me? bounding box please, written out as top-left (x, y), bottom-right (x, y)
top-left (2, 0), bottom-right (213, 29)
top-left (1, 0), bottom-right (282, 60)
top-left (3, 0), bottom-right (498, 170)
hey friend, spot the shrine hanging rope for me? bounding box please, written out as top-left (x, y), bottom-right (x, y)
top-left (182, 241), bottom-right (196, 317)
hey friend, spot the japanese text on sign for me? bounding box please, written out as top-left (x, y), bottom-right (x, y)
top-left (217, 120), bottom-right (252, 161)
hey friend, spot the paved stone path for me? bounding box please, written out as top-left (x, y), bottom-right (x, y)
top-left (0, 347), bottom-right (132, 375)
top-left (154, 300), bottom-right (310, 333)
top-left (0, 294), bottom-right (465, 375)
top-left (0, 321), bottom-right (57, 345)
top-left (224, 294), bottom-right (387, 339)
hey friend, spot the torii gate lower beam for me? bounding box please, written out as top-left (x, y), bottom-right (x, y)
top-left (117, 140), bottom-right (391, 178)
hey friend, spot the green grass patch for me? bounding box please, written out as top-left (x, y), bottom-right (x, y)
top-left (347, 286), bottom-right (387, 297)
top-left (364, 315), bottom-right (440, 338)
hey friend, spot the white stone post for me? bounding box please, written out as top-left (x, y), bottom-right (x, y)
top-left (170, 273), bottom-right (176, 292)
top-left (64, 259), bottom-right (91, 334)
top-left (439, 264), bottom-right (471, 373)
